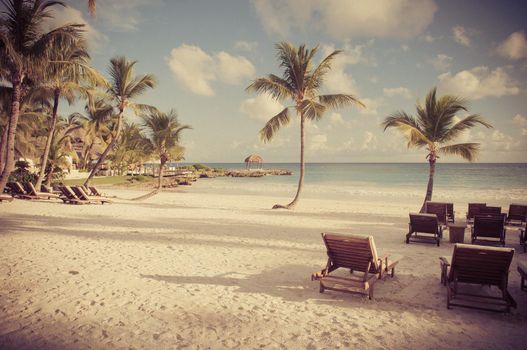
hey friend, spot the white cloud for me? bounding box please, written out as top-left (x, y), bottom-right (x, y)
top-left (490, 130), bottom-right (520, 151)
top-left (308, 133), bottom-right (328, 151)
top-left (167, 44), bottom-right (255, 96)
top-left (234, 41), bottom-right (258, 52)
top-left (358, 97), bottom-right (382, 115)
top-left (401, 44), bottom-right (409, 52)
top-left (452, 26), bottom-right (471, 47)
top-left (96, 0), bottom-right (163, 32)
top-left (496, 31), bottom-right (527, 60)
top-left (437, 66), bottom-right (521, 99)
top-left (513, 114), bottom-right (526, 127)
top-left (252, 0), bottom-right (437, 40)
top-left (429, 54), bottom-right (452, 71)
top-left (240, 94), bottom-right (284, 122)
top-left (421, 33), bottom-right (437, 42)
top-left (383, 87), bottom-right (413, 99)
top-left (46, 6), bottom-right (108, 49)
top-left (361, 131), bottom-right (378, 150)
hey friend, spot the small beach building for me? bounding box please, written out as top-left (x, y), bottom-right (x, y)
top-left (244, 154), bottom-right (263, 169)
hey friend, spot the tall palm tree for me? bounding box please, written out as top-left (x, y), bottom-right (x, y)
top-left (247, 42), bottom-right (364, 209)
top-left (140, 109), bottom-right (190, 189)
top-left (35, 37), bottom-right (106, 189)
top-left (44, 118), bottom-right (79, 186)
top-left (109, 122), bottom-right (147, 176)
top-left (70, 98), bottom-right (113, 170)
top-left (0, 0), bottom-right (83, 192)
top-left (83, 56), bottom-right (156, 187)
top-left (382, 87), bottom-right (492, 212)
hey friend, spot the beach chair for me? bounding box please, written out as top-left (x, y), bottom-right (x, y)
top-left (506, 203), bottom-right (527, 227)
top-left (518, 262), bottom-right (527, 292)
top-left (7, 182), bottom-right (36, 199)
top-left (471, 214), bottom-right (507, 246)
top-left (520, 227), bottom-right (526, 253)
top-left (24, 182), bottom-right (60, 200)
top-left (407, 213), bottom-right (442, 246)
top-left (72, 186), bottom-right (112, 204)
top-left (0, 193), bottom-right (14, 202)
top-left (425, 202), bottom-right (448, 226)
top-left (58, 185), bottom-right (88, 204)
top-left (89, 185), bottom-right (105, 197)
top-left (312, 233), bottom-right (401, 299)
top-left (481, 206), bottom-right (501, 215)
top-left (467, 203), bottom-right (486, 225)
top-left (439, 243), bottom-right (516, 312)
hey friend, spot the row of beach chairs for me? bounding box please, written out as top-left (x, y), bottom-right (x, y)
top-left (407, 202), bottom-right (527, 251)
top-left (2, 181), bottom-right (112, 205)
top-left (312, 232), bottom-right (525, 313)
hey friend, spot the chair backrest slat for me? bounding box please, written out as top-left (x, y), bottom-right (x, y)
top-left (425, 202), bottom-right (448, 224)
top-left (467, 203), bottom-right (486, 220)
top-left (508, 204), bottom-right (527, 221)
top-left (322, 233), bottom-right (379, 273)
top-left (409, 213), bottom-right (439, 234)
top-left (473, 214), bottom-right (505, 238)
top-left (481, 206), bottom-right (501, 215)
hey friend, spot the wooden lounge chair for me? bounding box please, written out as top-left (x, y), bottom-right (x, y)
top-left (58, 185), bottom-right (88, 204)
top-left (312, 233), bottom-right (400, 299)
top-left (407, 213), bottom-right (442, 246)
top-left (425, 201), bottom-right (448, 226)
top-left (439, 243), bottom-right (516, 312)
top-left (518, 262), bottom-right (527, 292)
top-left (467, 203), bottom-right (486, 225)
top-left (0, 193), bottom-right (14, 202)
top-left (24, 182), bottom-right (60, 200)
top-left (6, 182), bottom-right (34, 199)
top-left (481, 206), bottom-right (501, 215)
top-left (89, 185), bottom-right (106, 197)
top-left (506, 203), bottom-right (527, 227)
top-left (471, 214), bottom-right (507, 246)
top-left (72, 186), bottom-right (112, 204)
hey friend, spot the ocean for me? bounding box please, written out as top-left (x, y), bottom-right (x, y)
top-left (173, 163), bottom-right (527, 205)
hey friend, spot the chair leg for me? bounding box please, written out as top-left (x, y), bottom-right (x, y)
top-left (319, 282), bottom-right (324, 293)
top-left (368, 285), bottom-right (374, 300)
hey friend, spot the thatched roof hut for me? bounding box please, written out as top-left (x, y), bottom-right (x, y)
top-left (244, 154), bottom-right (263, 169)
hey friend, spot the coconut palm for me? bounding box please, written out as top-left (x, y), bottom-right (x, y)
top-left (382, 87), bottom-right (492, 212)
top-left (83, 56), bottom-right (156, 187)
top-left (140, 109), bottom-right (190, 189)
top-left (247, 42), bottom-right (364, 209)
top-left (43, 121), bottom-right (78, 186)
top-left (70, 98), bottom-right (113, 170)
top-left (109, 122), bottom-right (148, 176)
top-left (34, 37), bottom-right (106, 189)
top-left (88, 0), bottom-right (96, 15)
top-left (0, 0), bottom-right (83, 192)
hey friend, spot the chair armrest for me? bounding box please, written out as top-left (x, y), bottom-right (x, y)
top-left (439, 257), bottom-right (450, 286)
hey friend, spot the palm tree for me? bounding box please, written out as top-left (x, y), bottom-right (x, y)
top-left (140, 109), bottom-right (190, 189)
top-left (0, 0), bottom-right (83, 192)
top-left (109, 122), bottom-right (147, 176)
top-left (34, 37), bottom-right (106, 189)
top-left (88, 0), bottom-right (96, 15)
top-left (382, 87), bottom-right (492, 212)
top-left (44, 118), bottom-right (79, 186)
top-left (247, 42), bottom-right (364, 209)
top-left (83, 56), bottom-right (156, 187)
top-left (71, 98), bottom-right (113, 170)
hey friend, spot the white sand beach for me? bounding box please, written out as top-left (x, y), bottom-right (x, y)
top-left (1, 181), bottom-right (526, 349)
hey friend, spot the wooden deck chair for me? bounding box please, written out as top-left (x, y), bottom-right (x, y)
top-left (89, 185), bottom-right (105, 197)
top-left (407, 213), bottom-right (442, 246)
top-left (0, 193), bottom-right (14, 202)
top-left (24, 182), bottom-right (60, 200)
top-left (58, 185), bottom-right (88, 205)
top-left (439, 244), bottom-right (516, 312)
top-left (467, 203), bottom-right (486, 225)
top-left (72, 186), bottom-right (112, 204)
top-left (312, 233), bottom-right (400, 299)
top-left (481, 206), bottom-right (501, 215)
top-left (6, 182), bottom-right (32, 199)
top-left (471, 214), bottom-right (507, 246)
top-left (425, 202), bottom-right (448, 226)
top-left (518, 261), bottom-right (527, 292)
top-left (506, 203), bottom-right (527, 227)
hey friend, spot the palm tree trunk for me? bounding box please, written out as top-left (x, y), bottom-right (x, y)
top-left (273, 114), bottom-right (305, 209)
top-left (0, 125), bottom-right (8, 175)
top-left (0, 73), bottom-right (23, 192)
top-left (158, 156), bottom-right (167, 189)
top-left (83, 110), bottom-right (123, 187)
top-left (420, 155), bottom-right (436, 213)
top-left (36, 89), bottom-right (60, 190)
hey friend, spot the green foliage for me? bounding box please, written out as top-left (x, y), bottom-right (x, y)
top-left (193, 163), bottom-right (210, 171)
top-left (15, 160), bottom-right (30, 170)
top-left (9, 161), bottom-right (37, 184)
top-left (127, 175), bottom-right (147, 183)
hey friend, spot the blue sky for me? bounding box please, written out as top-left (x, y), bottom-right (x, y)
top-left (54, 0), bottom-right (527, 163)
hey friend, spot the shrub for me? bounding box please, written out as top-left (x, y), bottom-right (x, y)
top-left (193, 163), bottom-right (210, 171)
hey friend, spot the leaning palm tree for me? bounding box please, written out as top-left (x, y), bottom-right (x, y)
top-left (382, 87), bottom-right (492, 212)
top-left (35, 37), bottom-right (106, 189)
top-left (83, 56), bottom-right (156, 187)
top-left (247, 42), bottom-right (364, 209)
top-left (0, 0), bottom-right (83, 192)
top-left (140, 109), bottom-right (190, 189)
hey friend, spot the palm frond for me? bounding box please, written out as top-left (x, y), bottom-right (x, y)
top-left (318, 94), bottom-right (365, 109)
top-left (305, 49), bottom-right (341, 92)
top-left (382, 112), bottom-right (431, 148)
top-left (440, 114), bottom-right (492, 143)
top-left (246, 75), bottom-right (293, 101)
top-left (88, 0), bottom-right (96, 16)
top-left (259, 107), bottom-right (290, 143)
top-left (438, 143), bottom-right (480, 162)
top-left (299, 99), bottom-right (326, 121)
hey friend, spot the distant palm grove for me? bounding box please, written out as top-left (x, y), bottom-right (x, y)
top-left (0, 0), bottom-right (190, 193)
top-left (1, 0), bottom-right (492, 210)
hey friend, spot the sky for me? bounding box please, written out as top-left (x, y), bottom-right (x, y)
top-left (49, 0), bottom-right (527, 163)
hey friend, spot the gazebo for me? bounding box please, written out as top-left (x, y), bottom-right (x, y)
top-left (244, 154), bottom-right (263, 169)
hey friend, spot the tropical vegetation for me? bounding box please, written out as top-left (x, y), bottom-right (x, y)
top-left (247, 42), bottom-right (364, 209)
top-left (382, 87), bottom-right (492, 212)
